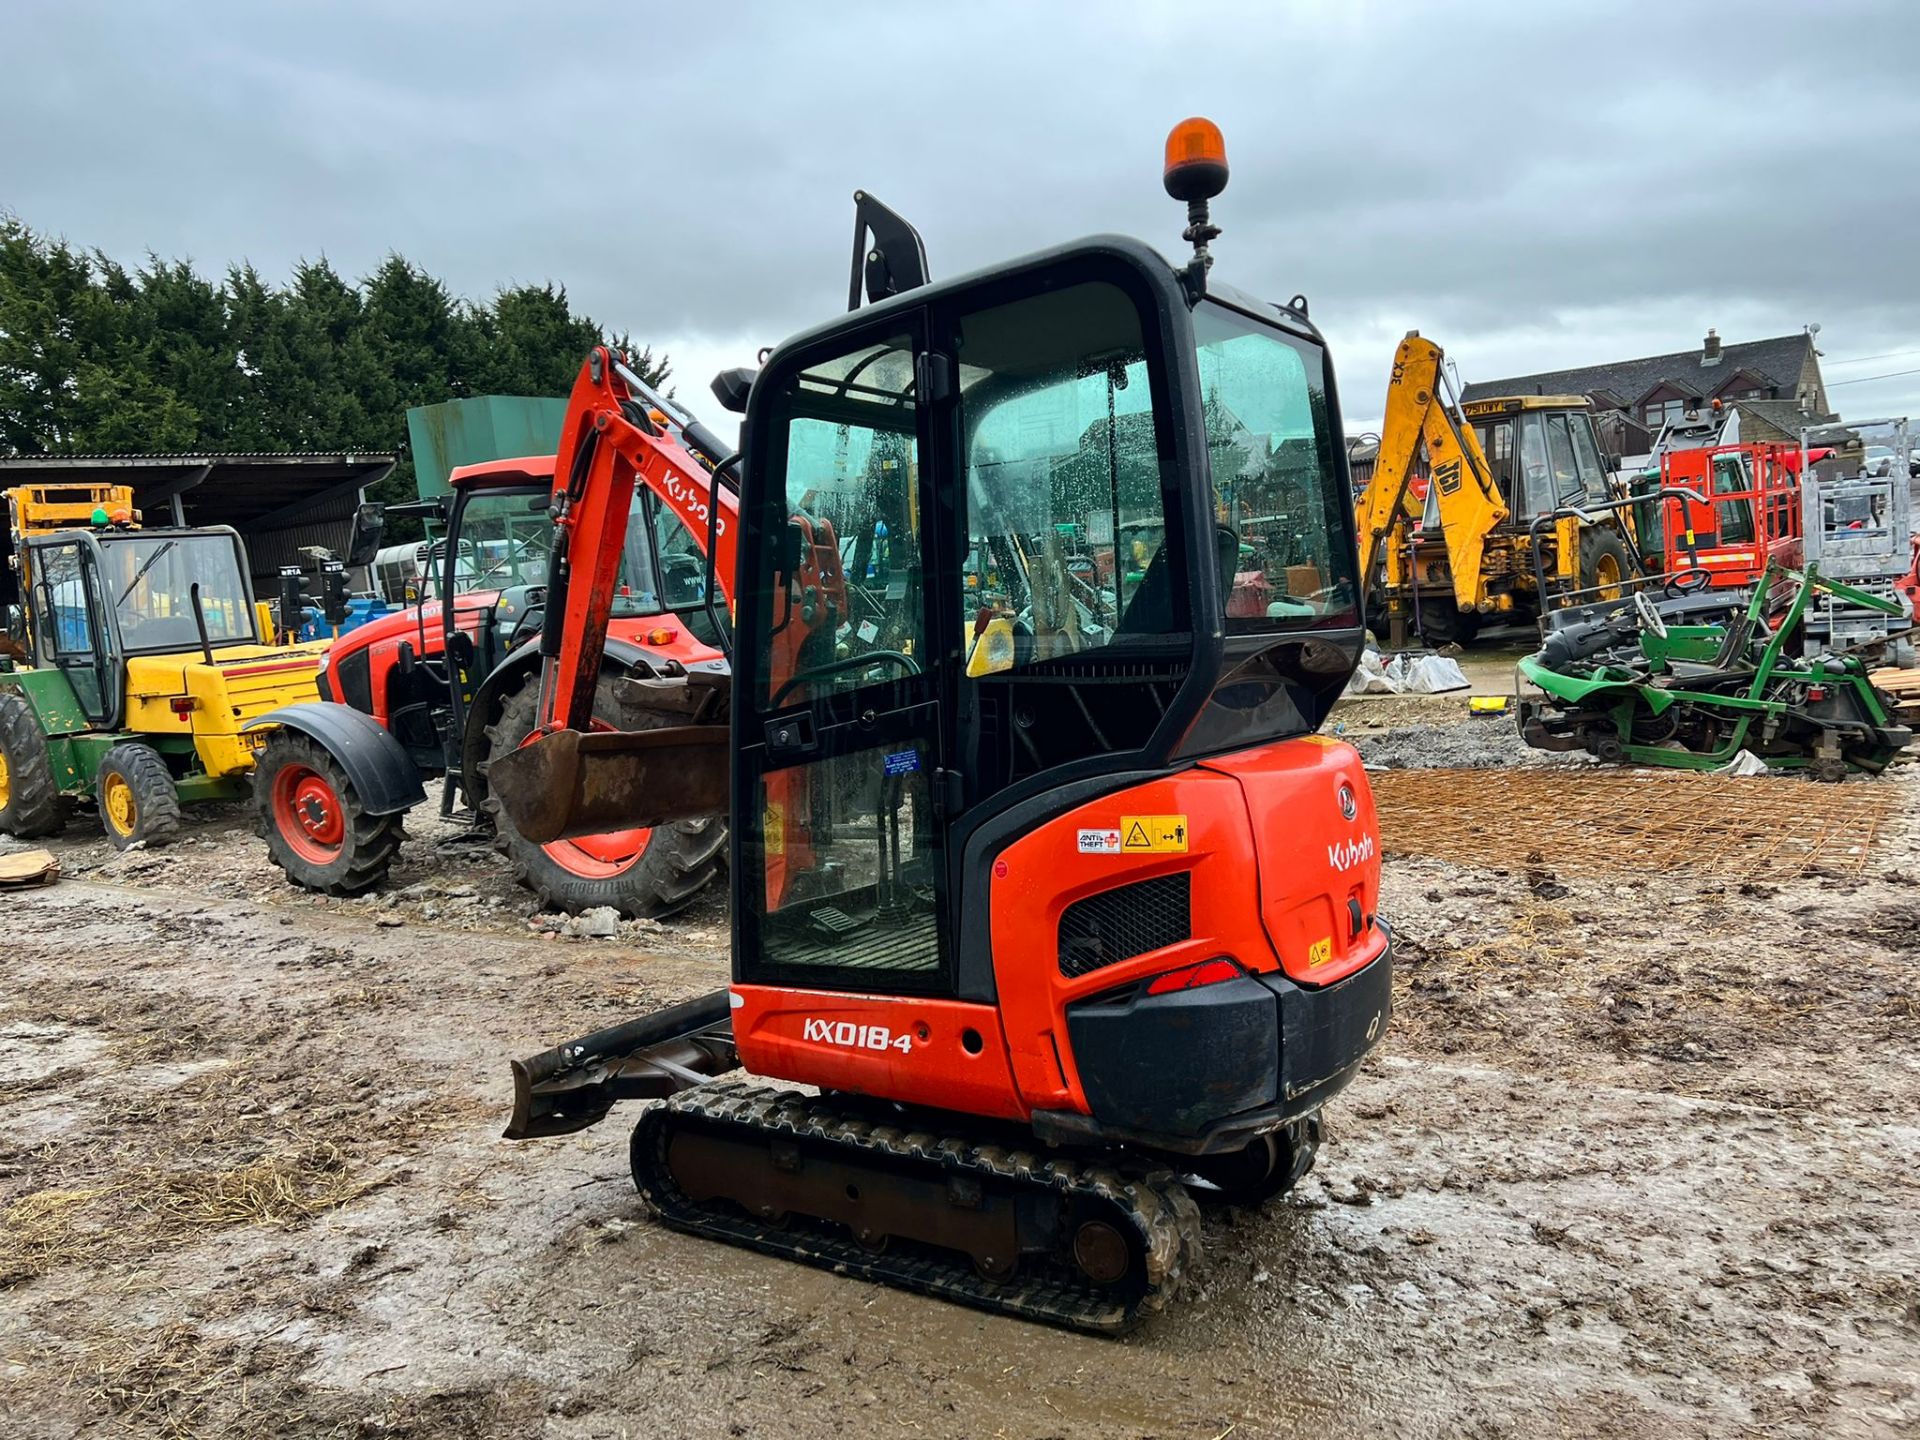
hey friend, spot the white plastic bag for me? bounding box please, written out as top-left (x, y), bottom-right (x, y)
top-left (1402, 655), bottom-right (1470, 694)
top-left (1345, 648), bottom-right (1401, 695)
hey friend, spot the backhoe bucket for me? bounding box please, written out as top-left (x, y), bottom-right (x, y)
top-left (486, 724), bottom-right (730, 844)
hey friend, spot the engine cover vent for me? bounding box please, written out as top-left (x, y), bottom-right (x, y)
top-left (1057, 873), bottom-right (1192, 978)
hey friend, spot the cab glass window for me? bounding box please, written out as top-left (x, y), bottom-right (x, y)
top-left (958, 281), bottom-right (1182, 670)
top-left (1712, 455), bottom-right (1756, 544)
top-left (755, 333), bottom-right (925, 711)
top-left (1474, 418), bottom-right (1516, 508)
top-left (1543, 415), bottom-right (1581, 509)
top-left (1568, 415), bottom-right (1609, 500)
top-left (102, 533), bottom-right (253, 650)
top-left (1193, 301), bottom-right (1358, 630)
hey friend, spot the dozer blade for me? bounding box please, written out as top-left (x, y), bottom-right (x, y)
top-left (505, 989), bottom-right (739, 1139)
top-left (485, 723), bottom-right (730, 844)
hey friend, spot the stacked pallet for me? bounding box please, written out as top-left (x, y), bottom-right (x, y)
top-left (1870, 666), bottom-right (1920, 725)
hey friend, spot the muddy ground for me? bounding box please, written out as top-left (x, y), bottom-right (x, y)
top-left (1, 707), bottom-right (1916, 1439)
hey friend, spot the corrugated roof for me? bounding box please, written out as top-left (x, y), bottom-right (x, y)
top-left (0, 452), bottom-right (396, 598)
top-left (1462, 334), bottom-right (1814, 408)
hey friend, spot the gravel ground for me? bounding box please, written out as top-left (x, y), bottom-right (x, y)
top-left (1, 726), bottom-right (1916, 1438)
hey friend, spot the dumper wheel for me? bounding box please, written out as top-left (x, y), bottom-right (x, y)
top-left (95, 743), bottom-right (182, 850)
top-left (479, 673), bottom-right (726, 919)
top-left (0, 693), bottom-right (64, 838)
top-left (253, 731), bottom-right (404, 894)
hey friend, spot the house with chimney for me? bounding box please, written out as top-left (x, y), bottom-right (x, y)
top-left (1461, 329), bottom-right (1833, 458)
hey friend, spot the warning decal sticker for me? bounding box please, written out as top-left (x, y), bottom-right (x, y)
top-left (1119, 815), bottom-right (1188, 853)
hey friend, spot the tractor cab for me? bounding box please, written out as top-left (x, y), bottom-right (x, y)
top-left (729, 168), bottom-right (1366, 1003)
top-left (21, 520), bottom-right (289, 729)
top-left (0, 486), bottom-right (340, 849)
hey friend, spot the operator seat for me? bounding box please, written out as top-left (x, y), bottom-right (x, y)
top-left (1116, 525), bottom-right (1238, 635)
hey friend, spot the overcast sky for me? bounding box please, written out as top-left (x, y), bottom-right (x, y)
top-left (6, 0), bottom-right (1919, 435)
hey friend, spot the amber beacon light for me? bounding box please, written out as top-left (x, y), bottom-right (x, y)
top-left (1163, 116), bottom-right (1229, 201)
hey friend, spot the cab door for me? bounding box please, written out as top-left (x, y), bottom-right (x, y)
top-left (732, 316), bottom-right (957, 997)
top-left (26, 537), bottom-right (120, 728)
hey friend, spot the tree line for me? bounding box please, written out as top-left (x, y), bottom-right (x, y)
top-left (0, 216), bottom-right (666, 512)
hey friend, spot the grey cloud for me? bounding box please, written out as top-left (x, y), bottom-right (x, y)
top-left (5, 0), bottom-right (1918, 424)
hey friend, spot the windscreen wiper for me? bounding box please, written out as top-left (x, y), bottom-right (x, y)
top-left (116, 541), bottom-right (177, 607)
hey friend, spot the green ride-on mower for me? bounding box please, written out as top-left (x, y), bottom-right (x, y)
top-left (1516, 562), bottom-right (1912, 780)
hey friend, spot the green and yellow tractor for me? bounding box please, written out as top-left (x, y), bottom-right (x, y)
top-left (0, 483), bottom-right (371, 847)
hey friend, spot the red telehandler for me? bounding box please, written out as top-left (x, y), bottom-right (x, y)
top-left (489, 124), bottom-right (1394, 1332)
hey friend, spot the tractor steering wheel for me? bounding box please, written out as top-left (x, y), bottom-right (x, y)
top-left (770, 650), bottom-right (921, 707)
top-left (1633, 588), bottom-right (1670, 639)
top-left (1664, 567), bottom-right (1712, 598)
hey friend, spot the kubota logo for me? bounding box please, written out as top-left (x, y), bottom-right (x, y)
top-left (1328, 835), bottom-right (1376, 872)
top-left (802, 1018), bottom-right (913, 1055)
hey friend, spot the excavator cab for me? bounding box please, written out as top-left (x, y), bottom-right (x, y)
top-left (733, 243), bottom-right (1368, 992)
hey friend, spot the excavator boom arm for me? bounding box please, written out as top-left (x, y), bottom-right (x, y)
top-left (539, 348), bottom-right (739, 733)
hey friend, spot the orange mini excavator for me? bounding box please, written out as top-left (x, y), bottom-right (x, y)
top-left (491, 121), bottom-right (1394, 1332)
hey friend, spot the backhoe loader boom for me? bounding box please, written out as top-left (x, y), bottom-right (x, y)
top-left (1356, 332), bottom-right (1506, 613)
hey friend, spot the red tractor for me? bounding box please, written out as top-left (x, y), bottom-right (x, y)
top-left (248, 379), bottom-right (739, 916)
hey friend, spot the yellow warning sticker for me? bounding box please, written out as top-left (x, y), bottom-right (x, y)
top-left (1307, 936), bottom-right (1333, 969)
top-left (763, 802), bottom-right (784, 856)
top-left (1119, 815), bottom-right (1188, 853)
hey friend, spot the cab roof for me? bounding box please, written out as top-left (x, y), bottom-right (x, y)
top-left (445, 455), bottom-right (556, 490)
top-left (1461, 394), bottom-right (1590, 417)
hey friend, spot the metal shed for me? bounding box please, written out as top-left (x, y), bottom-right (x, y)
top-left (0, 451), bottom-right (394, 605)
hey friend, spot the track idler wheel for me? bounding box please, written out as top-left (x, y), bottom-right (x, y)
top-left (1071, 1220), bottom-right (1132, 1285)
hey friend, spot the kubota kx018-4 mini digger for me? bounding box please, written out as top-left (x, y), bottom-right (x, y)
top-left (490, 122), bottom-right (1394, 1332)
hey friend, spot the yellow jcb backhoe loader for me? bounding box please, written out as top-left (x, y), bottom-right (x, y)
top-left (1357, 332), bottom-right (1633, 646)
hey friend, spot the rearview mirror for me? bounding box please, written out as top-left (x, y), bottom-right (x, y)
top-left (346, 502), bottom-right (386, 567)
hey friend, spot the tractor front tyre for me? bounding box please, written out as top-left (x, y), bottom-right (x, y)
top-left (0, 693), bottom-right (64, 838)
top-left (480, 672), bottom-right (726, 919)
top-left (1579, 528), bottom-right (1631, 602)
top-left (252, 732), bottom-right (404, 894)
top-left (95, 743), bottom-right (182, 850)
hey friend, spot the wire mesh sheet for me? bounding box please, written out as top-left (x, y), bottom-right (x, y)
top-left (1370, 768), bottom-right (1900, 882)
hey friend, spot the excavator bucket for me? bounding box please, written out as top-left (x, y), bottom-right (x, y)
top-left (485, 724), bottom-right (730, 844)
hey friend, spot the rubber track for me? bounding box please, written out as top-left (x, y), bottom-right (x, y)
top-left (631, 1081), bottom-right (1203, 1335)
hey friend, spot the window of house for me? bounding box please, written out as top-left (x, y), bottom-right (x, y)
top-left (1643, 398), bottom-right (1687, 431)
